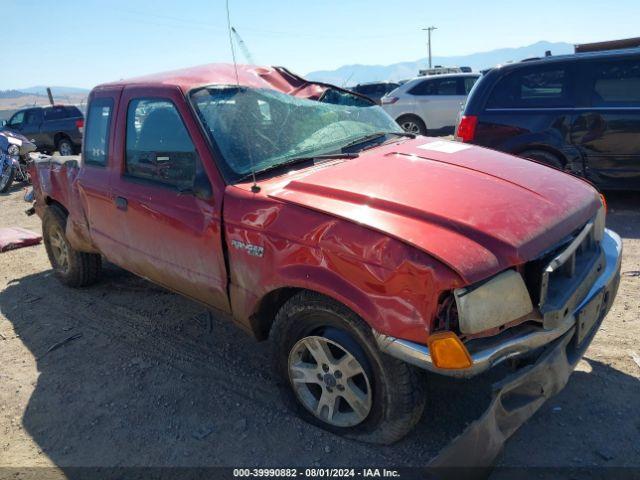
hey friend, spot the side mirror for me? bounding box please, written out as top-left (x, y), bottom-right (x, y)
top-left (193, 171), bottom-right (213, 200)
top-left (0, 120), bottom-right (6, 127)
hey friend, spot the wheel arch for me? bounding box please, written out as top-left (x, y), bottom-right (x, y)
top-left (44, 196), bottom-right (69, 216)
top-left (53, 132), bottom-right (72, 146)
top-left (243, 272), bottom-right (380, 342)
top-left (513, 144), bottom-right (568, 167)
top-left (395, 112), bottom-right (426, 124)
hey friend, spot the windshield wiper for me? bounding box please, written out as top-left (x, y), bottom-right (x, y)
top-left (341, 131), bottom-right (415, 151)
top-left (236, 152), bottom-right (359, 183)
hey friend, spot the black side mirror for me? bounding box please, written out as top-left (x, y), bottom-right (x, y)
top-left (193, 171), bottom-right (213, 200)
top-left (0, 120), bottom-right (6, 127)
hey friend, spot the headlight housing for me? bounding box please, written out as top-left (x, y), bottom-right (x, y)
top-left (453, 269), bottom-right (533, 335)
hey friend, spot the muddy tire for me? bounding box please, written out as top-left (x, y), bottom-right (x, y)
top-left (519, 149), bottom-right (563, 170)
top-left (270, 291), bottom-right (425, 444)
top-left (42, 205), bottom-right (101, 287)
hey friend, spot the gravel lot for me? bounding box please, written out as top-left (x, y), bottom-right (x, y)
top-left (0, 183), bottom-right (639, 478)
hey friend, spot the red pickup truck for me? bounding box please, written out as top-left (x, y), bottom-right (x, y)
top-left (29, 64), bottom-right (622, 451)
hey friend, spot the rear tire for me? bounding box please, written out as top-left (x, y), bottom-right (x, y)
top-left (57, 138), bottom-right (74, 156)
top-left (270, 291), bottom-right (425, 444)
top-left (42, 205), bottom-right (102, 287)
top-left (519, 149), bottom-right (563, 170)
top-left (0, 164), bottom-right (14, 193)
top-left (396, 115), bottom-right (427, 136)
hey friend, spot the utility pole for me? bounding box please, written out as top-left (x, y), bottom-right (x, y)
top-left (422, 26), bottom-right (437, 69)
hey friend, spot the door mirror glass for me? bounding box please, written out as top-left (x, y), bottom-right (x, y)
top-left (0, 120), bottom-right (6, 127)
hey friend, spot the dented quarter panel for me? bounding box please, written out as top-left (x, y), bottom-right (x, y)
top-left (31, 157), bottom-right (99, 253)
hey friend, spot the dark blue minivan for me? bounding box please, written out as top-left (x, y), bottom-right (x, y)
top-left (456, 48), bottom-right (640, 190)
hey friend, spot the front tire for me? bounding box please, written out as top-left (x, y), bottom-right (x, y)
top-left (0, 164), bottom-right (14, 193)
top-left (270, 291), bottom-right (425, 444)
top-left (42, 205), bottom-right (102, 287)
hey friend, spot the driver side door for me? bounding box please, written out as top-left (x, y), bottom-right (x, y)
top-left (109, 87), bottom-right (230, 312)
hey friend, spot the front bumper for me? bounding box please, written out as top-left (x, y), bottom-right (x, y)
top-left (374, 228), bottom-right (622, 379)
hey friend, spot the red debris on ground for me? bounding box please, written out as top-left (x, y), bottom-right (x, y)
top-left (0, 227), bottom-right (42, 253)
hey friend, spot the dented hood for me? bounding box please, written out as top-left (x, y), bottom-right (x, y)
top-left (259, 138), bottom-right (600, 284)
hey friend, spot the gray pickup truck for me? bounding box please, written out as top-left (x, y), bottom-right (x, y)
top-left (1, 104), bottom-right (83, 155)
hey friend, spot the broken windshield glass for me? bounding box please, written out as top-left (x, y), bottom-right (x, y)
top-left (189, 86), bottom-right (403, 182)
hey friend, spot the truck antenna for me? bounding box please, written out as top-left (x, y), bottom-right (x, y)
top-left (225, 0), bottom-right (260, 193)
top-left (225, 0), bottom-right (240, 87)
top-left (226, 0), bottom-right (260, 193)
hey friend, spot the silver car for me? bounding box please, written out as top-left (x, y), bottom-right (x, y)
top-left (381, 73), bottom-right (480, 136)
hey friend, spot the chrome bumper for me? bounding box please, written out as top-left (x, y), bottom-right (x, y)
top-left (374, 229), bottom-right (622, 378)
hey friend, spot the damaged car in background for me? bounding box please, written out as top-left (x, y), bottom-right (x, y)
top-left (26, 64), bottom-right (622, 461)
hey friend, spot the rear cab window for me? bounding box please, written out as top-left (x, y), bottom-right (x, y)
top-left (83, 98), bottom-right (114, 166)
top-left (125, 98), bottom-right (200, 190)
top-left (486, 63), bottom-right (575, 108)
top-left (65, 106), bottom-right (84, 118)
top-left (44, 106), bottom-right (68, 121)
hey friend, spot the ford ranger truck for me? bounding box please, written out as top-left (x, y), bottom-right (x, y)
top-left (29, 64), bottom-right (622, 452)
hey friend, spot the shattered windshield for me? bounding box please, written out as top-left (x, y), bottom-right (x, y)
top-left (189, 86), bottom-right (403, 182)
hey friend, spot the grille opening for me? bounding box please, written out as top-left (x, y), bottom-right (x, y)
top-left (524, 220), bottom-right (600, 313)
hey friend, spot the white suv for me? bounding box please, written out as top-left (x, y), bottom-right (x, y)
top-left (381, 73), bottom-right (480, 136)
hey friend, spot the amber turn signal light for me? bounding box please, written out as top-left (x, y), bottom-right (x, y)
top-left (427, 332), bottom-right (473, 370)
top-left (600, 193), bottom-right (607, 213)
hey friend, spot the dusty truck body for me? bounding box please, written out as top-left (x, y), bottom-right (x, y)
top-left (29, 64), bottom-right (622, 459)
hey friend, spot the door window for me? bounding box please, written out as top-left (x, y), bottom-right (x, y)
top-left (84, 98), bottom-right (114, 166)
top-left (8, 111), bottom-right (24, 127)
top-left (591, 60), bottom-right (640, 106)
top-left (125, 98), bottom-right (198, 190)
top-left (409, 78), bottom-right (458, 96)
top-left (24, 109), bottom-right (43, 125)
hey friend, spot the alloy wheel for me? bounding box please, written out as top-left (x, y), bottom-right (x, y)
top-left (59, 142), bottom-right (73, 156)
top-left (288, 335), bottom-right (372, 427)
top-left (48, 228), bottom-right (70, 274)
top-left (400, 121), bottom-right (421, 134)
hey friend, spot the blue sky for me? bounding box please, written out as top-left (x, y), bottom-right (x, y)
top-left (4, 0), bottom-right (639, 89)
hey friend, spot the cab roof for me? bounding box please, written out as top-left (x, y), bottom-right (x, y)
top-left (94, 63), bottom-right (329, 100)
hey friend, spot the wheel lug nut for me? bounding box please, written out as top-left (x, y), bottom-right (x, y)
top-left (322, 364), bottom-right (329, 372)
top-left (317, 373), bottom-right (323, 380)
top-left (334, 370), bottom-right (342, 379)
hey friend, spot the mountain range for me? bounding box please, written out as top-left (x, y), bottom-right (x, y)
top-left (306, 41), bottom-right (574, 86)
top-left (2, 41), bottom-right (575, 99)
top-left (17, 86), bottom-right (90, 96)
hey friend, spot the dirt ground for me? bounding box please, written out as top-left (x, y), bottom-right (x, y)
top-left (0, 182), bottom-right (639, 478)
